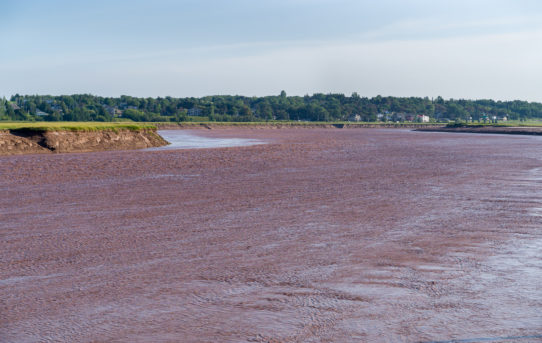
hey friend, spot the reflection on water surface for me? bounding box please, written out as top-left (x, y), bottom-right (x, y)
top-left (148, 130), bottom-right (266, 150)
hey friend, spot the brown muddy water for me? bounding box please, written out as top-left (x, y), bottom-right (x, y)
top-left (1, 129), bottom-right (541, 343)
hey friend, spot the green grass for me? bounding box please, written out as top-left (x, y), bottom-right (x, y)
top-left (0, 121), bottom-right (157, 131)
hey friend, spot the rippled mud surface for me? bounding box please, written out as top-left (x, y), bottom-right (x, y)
top-left (1, 129), bottom-right (541, 342)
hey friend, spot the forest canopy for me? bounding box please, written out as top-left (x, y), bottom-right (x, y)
top-left (1, 92), bottom-right (541, 122)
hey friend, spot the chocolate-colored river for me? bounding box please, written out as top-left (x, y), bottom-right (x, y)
top-left (1, 129), bottom-right (541, 342)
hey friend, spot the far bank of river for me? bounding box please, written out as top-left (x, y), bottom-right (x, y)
top-left (416, 125), bottom-right (542, 135)
top-left (4, 122), bottom-right (542, 156)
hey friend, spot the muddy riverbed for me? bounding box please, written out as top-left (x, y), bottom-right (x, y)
top-left (1, 129), bottom-right (541, 342)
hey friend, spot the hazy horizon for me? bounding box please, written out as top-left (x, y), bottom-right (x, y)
top-left (2, 0), bottom-right (542, 101)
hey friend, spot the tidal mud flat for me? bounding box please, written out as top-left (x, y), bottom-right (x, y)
top-left (1, 129), bottom-right (541, 342)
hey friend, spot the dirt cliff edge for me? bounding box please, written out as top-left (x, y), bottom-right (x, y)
top-left (0, 128), bottom-right (168, 155)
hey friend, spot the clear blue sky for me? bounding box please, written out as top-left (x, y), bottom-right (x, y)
top-left (2, 0), bottom-right (542, 100)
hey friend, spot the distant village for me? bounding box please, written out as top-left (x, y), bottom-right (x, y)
top-left (4, 101), bottom-right (510, 123)
top-left (0, 94), bottom-right (529, 123)
top-left (6, 100), bottom-right (461, 123)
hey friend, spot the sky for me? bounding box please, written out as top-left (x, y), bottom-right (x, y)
top-left (2, 0), bottom-right (542, 101)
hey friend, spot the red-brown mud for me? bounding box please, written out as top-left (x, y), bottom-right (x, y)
top-left (417, 126), bottom-right (542, 136)
top-left (1, 129), bottom-right (541, 342)
top-left (0, 129), bottom-right (167, 155)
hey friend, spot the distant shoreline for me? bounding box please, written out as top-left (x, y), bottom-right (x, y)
top-left (154, 122), bottom-right (446, 130)
top-left (416, 125), bottom-right (542, 136)
top-left (3, 122), bottom-right (542, 156)
top-left (0, 122), bottom-right (445, 156)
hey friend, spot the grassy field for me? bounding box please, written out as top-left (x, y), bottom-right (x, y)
top-left (0, 122), bottom-right (157, 131)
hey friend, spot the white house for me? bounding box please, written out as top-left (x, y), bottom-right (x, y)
top-left (417, 115), bottom-right (430, 123)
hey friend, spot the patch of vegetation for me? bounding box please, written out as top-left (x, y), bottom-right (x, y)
top-left (0, 122), bottom-right (156, 132)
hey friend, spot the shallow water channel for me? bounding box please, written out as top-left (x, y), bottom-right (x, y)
top-left (148, 130), bottom-right (266, 150)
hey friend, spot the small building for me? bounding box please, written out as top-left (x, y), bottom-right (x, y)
top-left (9, 102), bottom-right (20, 110)
top-left (417, 115), bottom-right (430, 123)
top-left (104, 105), bottom-right (122, 117)
top-left (348, 114), bottom-right (361, 122)
top-left (104, 105), bottom-right (117, 115)
top-left (393, 112), bottom-right (406, 122)
top-left (51, 104), bottom-right (63, 112)
top-left (378, 111), bottom-right (393, 121)
top-left (104, 105), bottom-right (114, 115)
top-left (36, 110), bottom-right (48, 116)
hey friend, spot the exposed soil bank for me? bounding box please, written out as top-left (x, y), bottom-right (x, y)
top-left (156, 122), bottom-right (446, 130)
top-left (417, 125), bottom-right (542, 135)
top-left (0, 128), bottom-right (168, 155)
top-left (0, 130), bottom-right (51, 155)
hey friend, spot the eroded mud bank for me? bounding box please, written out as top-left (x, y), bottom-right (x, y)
top-left (417, 125), bottom-right (542, 135)
top-left (0, 128), bottom-right (168, 155)
top-left (1, 129), bottom-right (541, 342)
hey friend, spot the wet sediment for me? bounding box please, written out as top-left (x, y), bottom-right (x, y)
top-left (417, 125), bottom-right (542, 135)
top-left (1, 128), bottom-right (541, 342)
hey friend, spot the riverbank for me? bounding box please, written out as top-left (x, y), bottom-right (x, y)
top-left (0, 122), bottom-right (446, 155)
top-left (416, 125), bottom-right (542, 135)
top-left (9, 121), bottom-right (542, 156)
top-left (0, 125), bottom-right (168, 155)
top-left (155, 122), bottom-right (446, 130)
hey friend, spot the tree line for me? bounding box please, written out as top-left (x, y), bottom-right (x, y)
top-left (1, 92), bottom-right (542, 122)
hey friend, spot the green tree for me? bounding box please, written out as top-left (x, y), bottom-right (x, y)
top-left (0, 97), bottom-right (6, 116)
top-left (6, 102), bottom-right (15, 118)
